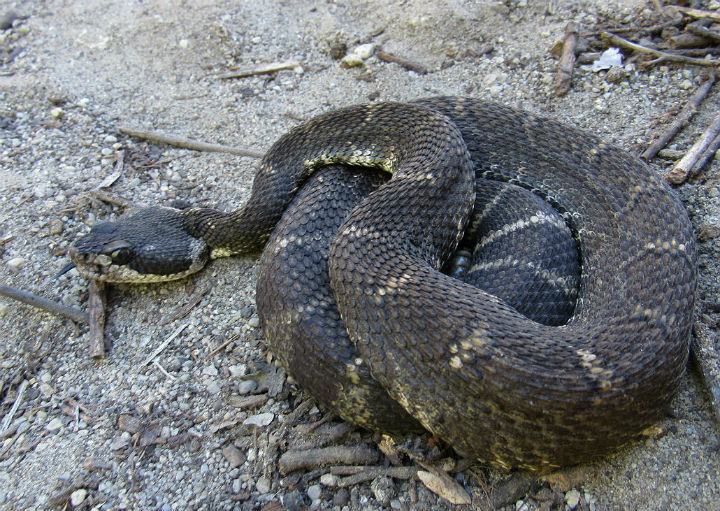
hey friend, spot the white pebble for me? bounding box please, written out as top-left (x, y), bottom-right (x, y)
top-left (202, 364), bottom-right (218, 376)
top-left (70, 489), bottom-right (87, 506)
top-left (307, 484), bottom-right (322, 501)
top-left (243, 412), bottom-right (274, 427)
top-left (6, 257), bottom-right (26, 271)
top-left (320, 473), bottom-right (339, 487)
top-left (565, 489), bottom-right (581, 509)
top-left (45, 418), bottom-right (64, 432)
top-left (256, 476), bottom-right (271, 493)
top-left (354, 43), bottom-right (375, 60)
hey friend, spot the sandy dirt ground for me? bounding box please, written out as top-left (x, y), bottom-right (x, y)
top-left (1, 1), bottom-right (719, 510)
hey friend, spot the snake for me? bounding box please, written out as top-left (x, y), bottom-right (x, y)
top-left (68, 97), bottom-right (697, 473)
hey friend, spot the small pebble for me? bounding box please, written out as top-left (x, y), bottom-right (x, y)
top-left (354, 43), bottom-right (375, 60)
top-left (6, 257), bottom-right (26, 271)
top-left (256, 476), bottom-right (271, 493)
top-left (238, 380), bottom-right (257, 395)
top-left (320, 473), bottom-right (339, 487)
top-left (565, 489), bottom-right (581, 509)
top-left (307, 484), bottom-right (322, 502)
top-left (371, 476), bottom-right (396, 506)
top-left (222, 445), bottom-right (246, 468)
top-left (334, 488), bottom-right (350, 507)
top-left (202, 364), bottom-right (219, 376)
top-left (248, 316), bottom-right (260, 328)
top-left (45, 417), bottom-right (64, 432)
top-left (243, 412), bottom-right (274, 427)
top-left (206, 381), bottom-right (221, 394)
top-left (70, 489), bottom-right (87, 506)
top-left (341, 54), bottom-right (364, 68)
top-left (50, 107), bottom-right (63, 119)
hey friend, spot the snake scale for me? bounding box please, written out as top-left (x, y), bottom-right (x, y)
top-left (69, 97), bottom-right (697, 472)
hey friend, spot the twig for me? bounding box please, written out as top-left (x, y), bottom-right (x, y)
top-left (665, 111), bottom-right (720, 184)
top-left (0, 284), bottom-right (89, 324)
top-left (278, 446), bottom-right (379, 474)
top-left (642, 72), bottom-right (716, 161)
top-left (207, 333), bottom-right (240, 357)
top-left (687, 22), bottom-right (720, 45)
top-left (87, 189), bottom-right (137, 209)
top-left (163, 285), bottom-right (211, 325)
top-left (153, 360), bottom-right (176, 380)
top-left (673, 6), bottom-right (720, 22)
top-left (212, 59), bottom-right (301, 79)
top-left (554, 22), bottom-right (579, 97)
top-left (141, 323), bottom-right (189, 366)
top-left (689, 132), bottom-right (720, 177)
top-left (117, 126), bottom-right (264, 158)
top-left (601, 32), bottom-right (720, 67)
top-left (88, 280), bottom-right (106, 358)
top-left (0, 380), bottom-right (29, 435)
top-left (658, 149), bottom-right (686, 159)
top-left (334, 466), bottom-right (417, 487)
top-left (376, 50), bottom-right (428, 74)
top-left (0, 234), bottom-right (13, 247)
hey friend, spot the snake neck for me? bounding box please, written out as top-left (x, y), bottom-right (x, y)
top-left (180, 206), bottom-right (275, 258)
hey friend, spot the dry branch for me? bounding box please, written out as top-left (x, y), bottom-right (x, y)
top-left (690, 132), bottom-right (720, 175)
top-left (642, 72), bottom-right (716, 161)
top-left (88, 280), bottom-right (106, 358)
top-left (665, 111), bottom-right (720, 184)
top-left (686, 22), bottom-right (720, 45)
top-left (601, 32), bottom-right (720, 67)
top-left (213, 60), bottom-right (301, 79)
top-left (118, 126), bottom-right (264, 158)
top-left (334, 466), bottom-right (417, 487)
top-left (141, 323), bottom-right (189, 366)
top-left (279, 445), bottom-right (379, 474)
top-left (673, 6), bottom-right (720, 22)
top-left (0, 380), bottom-right (29, 435)
top-left (163, 285), bottom-right (210, 325)
top-left (554, 22), bottom-right (579, 97)
top-left (376, 50), bottom-right (428, 74)
top-left (0, 284), bottom-right (89, 324)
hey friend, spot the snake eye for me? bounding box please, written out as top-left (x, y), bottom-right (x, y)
top-left (101, 240), bottom-right (132, 265)
top-left (110, 247), bottom-right (131, 265)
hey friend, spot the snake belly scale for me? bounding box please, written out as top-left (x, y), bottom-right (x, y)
top-left (69, 98), bottom-right (697, 472)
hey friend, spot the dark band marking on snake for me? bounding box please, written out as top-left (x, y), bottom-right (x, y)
top-left (69, 98), bottom-right (697, 472)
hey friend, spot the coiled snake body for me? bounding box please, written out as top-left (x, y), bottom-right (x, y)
top-left (70, 98), bottom-right (697, 472)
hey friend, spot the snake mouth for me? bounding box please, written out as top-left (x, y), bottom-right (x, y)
top-left (68, 244), bottom-right (206, 283)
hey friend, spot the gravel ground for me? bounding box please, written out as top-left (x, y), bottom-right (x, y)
top-left (1, 1), bottom-right (719, 510)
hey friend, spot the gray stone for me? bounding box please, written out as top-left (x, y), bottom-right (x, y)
top-left (307, 484), bottom-right (322, 502)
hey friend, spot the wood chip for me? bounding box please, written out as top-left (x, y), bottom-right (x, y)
top-left (213, 59), bottom-right (301, 80)
top-left (553, 22), bottom-right (579, 97)
top-left (228, 394), bottom-right (268, 410)
top-left (279, 445), bottom-right (379, 474)
top-left (376, 50), bottom-right (428, 74)
top-left (416, 470), bottom-right (471, 505)
top-left (222, 444), bottom-right (247, 468)
top-left (117, 414), bottom-right (142, 434)
top-left (88, 279), bottom-right (106, 358)
top-left (666, 110), bottom-right (720, 184)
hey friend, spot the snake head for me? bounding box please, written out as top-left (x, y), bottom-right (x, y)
top-left (68, 207), bottom-right (209, 283)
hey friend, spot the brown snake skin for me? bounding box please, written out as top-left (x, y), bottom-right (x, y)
top-left (69, 98), bottom-right (697, 472)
